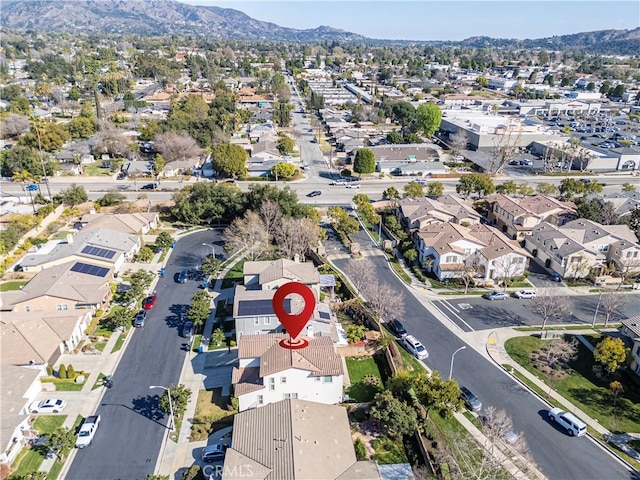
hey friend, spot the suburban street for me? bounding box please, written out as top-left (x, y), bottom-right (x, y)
top-left (431, 294), bottom-right (639, 332)
top-left (65, 230), bottom-right (220, 480)
top-left (332, 252), bottom-right (633, 480)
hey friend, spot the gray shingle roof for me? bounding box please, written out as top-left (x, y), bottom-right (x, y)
top-left (224, 400), bottom-right (378, 480)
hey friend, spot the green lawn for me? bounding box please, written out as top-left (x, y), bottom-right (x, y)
top-left (345, 357), bottom-right (383, 402)
top-left (33, 415), bottom-right (66, 433)
top-left (111, 330), bottom-right (128, 353)
top-left (9, 448), bottom-right (44, 479)
top-left (41, 379), bottom-right (84, 391)
top-left (221, 259), bottom-right (245, 289)
top-left (83, 163), bottom-right (115, 176)
top-left (0, 281), bottom-right (28, 292)
top-left (505, 336), bottom-right (640, 433)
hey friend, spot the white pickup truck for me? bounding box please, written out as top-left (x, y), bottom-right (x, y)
top-left (76, 415), bottom-right (101, 448)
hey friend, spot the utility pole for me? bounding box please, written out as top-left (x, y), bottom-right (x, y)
top-left (32, 119), bottom-right (53, 203)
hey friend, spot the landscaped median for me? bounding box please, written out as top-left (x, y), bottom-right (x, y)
top-left (503, 333), bottom-right (640, 470)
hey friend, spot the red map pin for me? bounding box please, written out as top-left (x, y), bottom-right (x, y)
top-left (272, 282), bottom-right (316, 350)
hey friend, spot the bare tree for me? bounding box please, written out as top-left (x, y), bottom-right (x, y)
top-left (259, 199), bottom-right (282, 243)
top-left (565, 254), bottom-right (592, 280)
top-left (154, 131), bottom-right (203, 163)
top-left (488, 121), bottom-right (522, 176)
top-left (449, 131), bottom-right (468, 158)
top-left (600, 291), bottom-right (628, 327)
top-left (1, 114), bottom-right (30, 138)
top-left (461, 256), bottom-right (480, 295)
top-left (276, 217), bottom-right (321, 260)
top-left (345, 258), bottom-right (376, 295)
top-left (530, 294), bottom-right (571, 330)
top-left (93, 122), bottom-right (133, 158)
top-left (492, 255), bottom-right (525, 291)
top-left (613, 257), bottom-right (640, 290)
top-left (366, 282), bottom-right (405, 322)
top-left (541, 337), bottom-right (578, 369)
top-left (437, 406), bottom-right (539, 480)
top-left (223, 211), bottom-right (269, 261)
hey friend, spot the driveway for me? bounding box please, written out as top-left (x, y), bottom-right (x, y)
top-left (527, 258), bottom-right (564, 288)
top-left (199, 350), bottom-right (237, 395)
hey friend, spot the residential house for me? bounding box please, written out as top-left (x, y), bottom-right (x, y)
top-left (619, 317), bottom-right (640, 378)
top-left (243, 259), bottom-right (321, 295)
top-left (232, 286), bottom-right (335, 338)
top-left (246, 158), bottom-right (278, 178)
top-left (251, 140), bottom-right (284, 161)
top-left (397, 196), bottom-right (481, 231)
top-left (486, 194), bottom-right (577, 241)
top-left (0, 309), bottom-right (93, 365)
top-left (525, 219), bottom-right (640, 279)
top-left (75, 212), bottom-right (159, 235)
top-left (0, 366), bottom-right (43, 469)
top-left (18, 228), bottom-right (140, 273)
top-left (248, 123), bottom-right (277, 142)
top-left (232, 334), bottom-right (344, 411)
top-left (588, 191), bottom-right (640, 220)
top-left (222, 399), bottom-right (381, 480)
top-left (160, 158), bottom-right (201, 177)
top-left (0, 261), bottom-right (113, 313)
top-left (415, 223), bottom-right (529, 282)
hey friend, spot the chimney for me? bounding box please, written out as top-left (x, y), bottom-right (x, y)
top-left (66, 233), bottom-right (74, 244)
top-left (307, 325), bottom-right (314, 337)
top-left (293, 254), bottom-right (300, 263)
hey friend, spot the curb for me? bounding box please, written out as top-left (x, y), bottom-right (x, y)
top-left (484, 333), bottom-right (638, 474)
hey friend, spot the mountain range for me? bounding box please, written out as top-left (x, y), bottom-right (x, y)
top-left (1, 0), bottom-right (639, 54)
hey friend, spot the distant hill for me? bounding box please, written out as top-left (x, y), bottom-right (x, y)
top-left (458, 28), bottom-right (640, 55)
top-left (0, 0), bottom-right (367, 42)
top-left (0, 0), bottom-right (638, 54)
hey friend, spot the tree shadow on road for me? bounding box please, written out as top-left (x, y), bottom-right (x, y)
top-left (130, 394), bottom-right (169, 424)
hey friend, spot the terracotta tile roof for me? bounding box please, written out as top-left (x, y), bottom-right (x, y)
top-left (231, 367), bottom-right (264, 396)
top-left (238, 334), bottom-right (344, 378)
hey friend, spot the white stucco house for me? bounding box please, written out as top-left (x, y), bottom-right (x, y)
top-left (415, 223), bottom-right (529, 282)
top-left (232, 334), bottom-right (344, 412)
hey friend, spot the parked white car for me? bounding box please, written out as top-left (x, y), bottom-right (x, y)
top-left (30, 399), bottom-right (67, 414)
top-left (548, 408), bottom-right (587, 437)
top-left (513, 290), bottom-right (537, 299)
top-left (402, 335), bottom-right (429, 360)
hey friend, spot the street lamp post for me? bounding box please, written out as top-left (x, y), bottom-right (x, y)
top-left (149, 385), bottom-right (174, 432)
top-left (202, 243), bottom-right (215, 257)
top-left (592, 290), bottom-right (603, 327)
top-left (449, 346), bottom-right (467, 380)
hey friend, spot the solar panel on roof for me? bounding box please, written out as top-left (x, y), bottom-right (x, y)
top-left (237, 299), bottom-right (291, 317)
top-left (319, 311), bottom-right (331, 320)
top-left (70, 262), bottom-right (110, 278)
top-left (81, 245), bottom-right (116, 259)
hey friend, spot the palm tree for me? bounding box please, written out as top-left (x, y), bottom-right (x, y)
top-left (12, 170), bottom-right (36, 213)
top-left (12, 170), bottom-right (33, 191)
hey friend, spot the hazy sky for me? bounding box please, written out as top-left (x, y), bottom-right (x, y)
top-left (183, 1), bottom-right (639, 41)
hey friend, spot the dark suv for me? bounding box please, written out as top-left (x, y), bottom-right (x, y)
top-left (389, 319), bottom-right (407, 338)
top-left (460, 386), bottom-right (482, 412)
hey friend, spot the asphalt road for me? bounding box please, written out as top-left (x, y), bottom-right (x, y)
top-left (333, 253), bottom-right (632, 480)
top-left (66, 230), bottom-right (222, 480)
top-left (431, 294), bottom-right (639, 332)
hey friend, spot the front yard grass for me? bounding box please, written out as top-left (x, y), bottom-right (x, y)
top-left (190, 388), bottom-right (236, 442)
top-left (221, 259), bottom-right (245, 289)
top-left (345, 356), bottom-right (383, 402)
top-left (505, 335), bottom-right (640, 434)
top-left (0, 281), bottom-right (28, 291)
top-left (33, 415), bottom-right (66, 433)
top-left (393, 339), bottom-right (428, 376)
top-left (111, 330), bottom-right (128, 353)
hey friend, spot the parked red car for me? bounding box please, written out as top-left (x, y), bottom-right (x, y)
top-left (142, 293), bottom-right (157, 310)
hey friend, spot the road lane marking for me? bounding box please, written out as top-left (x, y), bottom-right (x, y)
top-left (433, 300), bottom-right (475, 332)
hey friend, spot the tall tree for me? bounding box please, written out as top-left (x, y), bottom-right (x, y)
top-left (212, 144), bottom-right (247, 177)
top-left (415, 103), bottom-right (443, 137)
top-left (187, 291), bottom-right (211, 329)
top-left (223, 210), bottom-right (269, 260)
top-left (370, 390), bottom-right (418, 437)
top-left (353, 148), bottom-right (376, 176)
top-left (154, 132), bottom-right (203, 163)
top-left (59, 183), bottom-right (88, 206)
